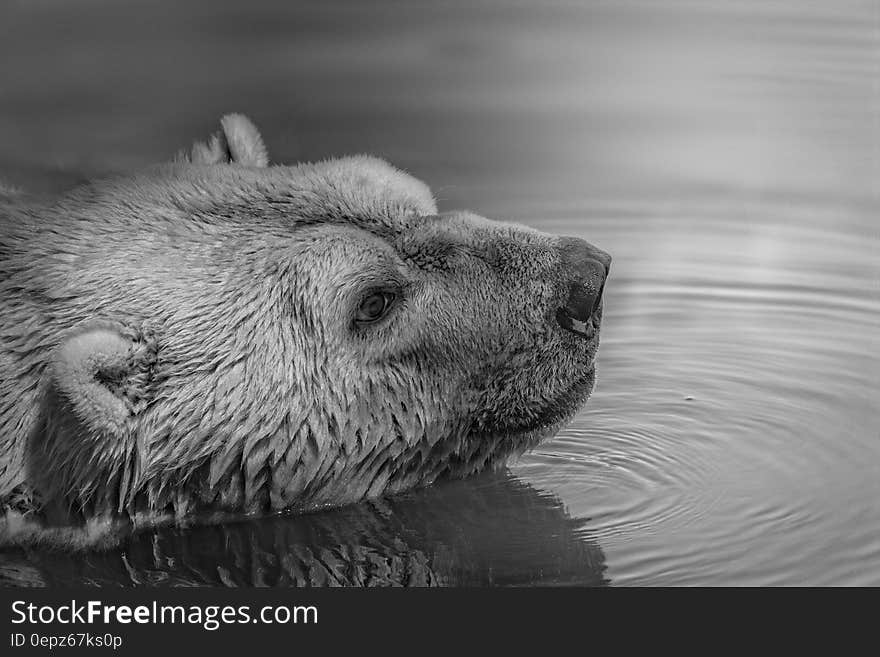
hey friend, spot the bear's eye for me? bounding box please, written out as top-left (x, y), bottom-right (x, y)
top-left (355, 291), bottom-right (396, 324)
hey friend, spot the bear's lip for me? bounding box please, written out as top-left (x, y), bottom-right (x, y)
top-left (532, 362), bottom-right (596, 430)
top-left (477, 362), bottom-right (596, 438)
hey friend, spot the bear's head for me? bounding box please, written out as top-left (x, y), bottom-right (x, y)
top-left (16, 115), bottom-right (610, 520)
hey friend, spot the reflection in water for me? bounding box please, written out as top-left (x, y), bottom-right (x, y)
top-left (1, 471), bottom-right (606, 587)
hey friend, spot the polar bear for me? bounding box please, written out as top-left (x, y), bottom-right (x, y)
top-left (0, 115), bottom-right (610, 548)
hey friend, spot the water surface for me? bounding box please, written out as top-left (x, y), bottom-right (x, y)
top-left (1, 0), bottom-right (878, 585)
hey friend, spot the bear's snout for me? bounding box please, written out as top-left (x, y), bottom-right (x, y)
top-left (555, 236), bottom-right (611, 336)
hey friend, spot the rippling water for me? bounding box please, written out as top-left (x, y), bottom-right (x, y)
top-left (1, 0), bottom-right (877, 585)
top-left (523, 200), bottom-right (880, 585)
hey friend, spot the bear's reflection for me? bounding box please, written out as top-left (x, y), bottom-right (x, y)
top-left (4, 471), bottom-right (608, 587)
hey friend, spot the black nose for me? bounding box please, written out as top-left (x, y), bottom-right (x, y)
top-left (556, 237), bottom-right (611, 334)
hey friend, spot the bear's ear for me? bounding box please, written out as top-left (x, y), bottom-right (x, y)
top-left (49, 323), bottom-right (157, 438)
top-left (33, 323), bottom-right (158, 510)
top-left (174, 113), bottom-right (269, 168)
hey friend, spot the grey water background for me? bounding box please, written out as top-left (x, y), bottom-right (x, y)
top-left (1, 0), bottom-right (878, 585)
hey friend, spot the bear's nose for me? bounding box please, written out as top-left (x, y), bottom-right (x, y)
top-left (556, 237), bottom-right (611, 335)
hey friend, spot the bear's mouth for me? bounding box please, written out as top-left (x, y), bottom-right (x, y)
top-left (478, 361), bottom-right (597, 440)
top-left (525, 363), bottom-right (596, 433)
